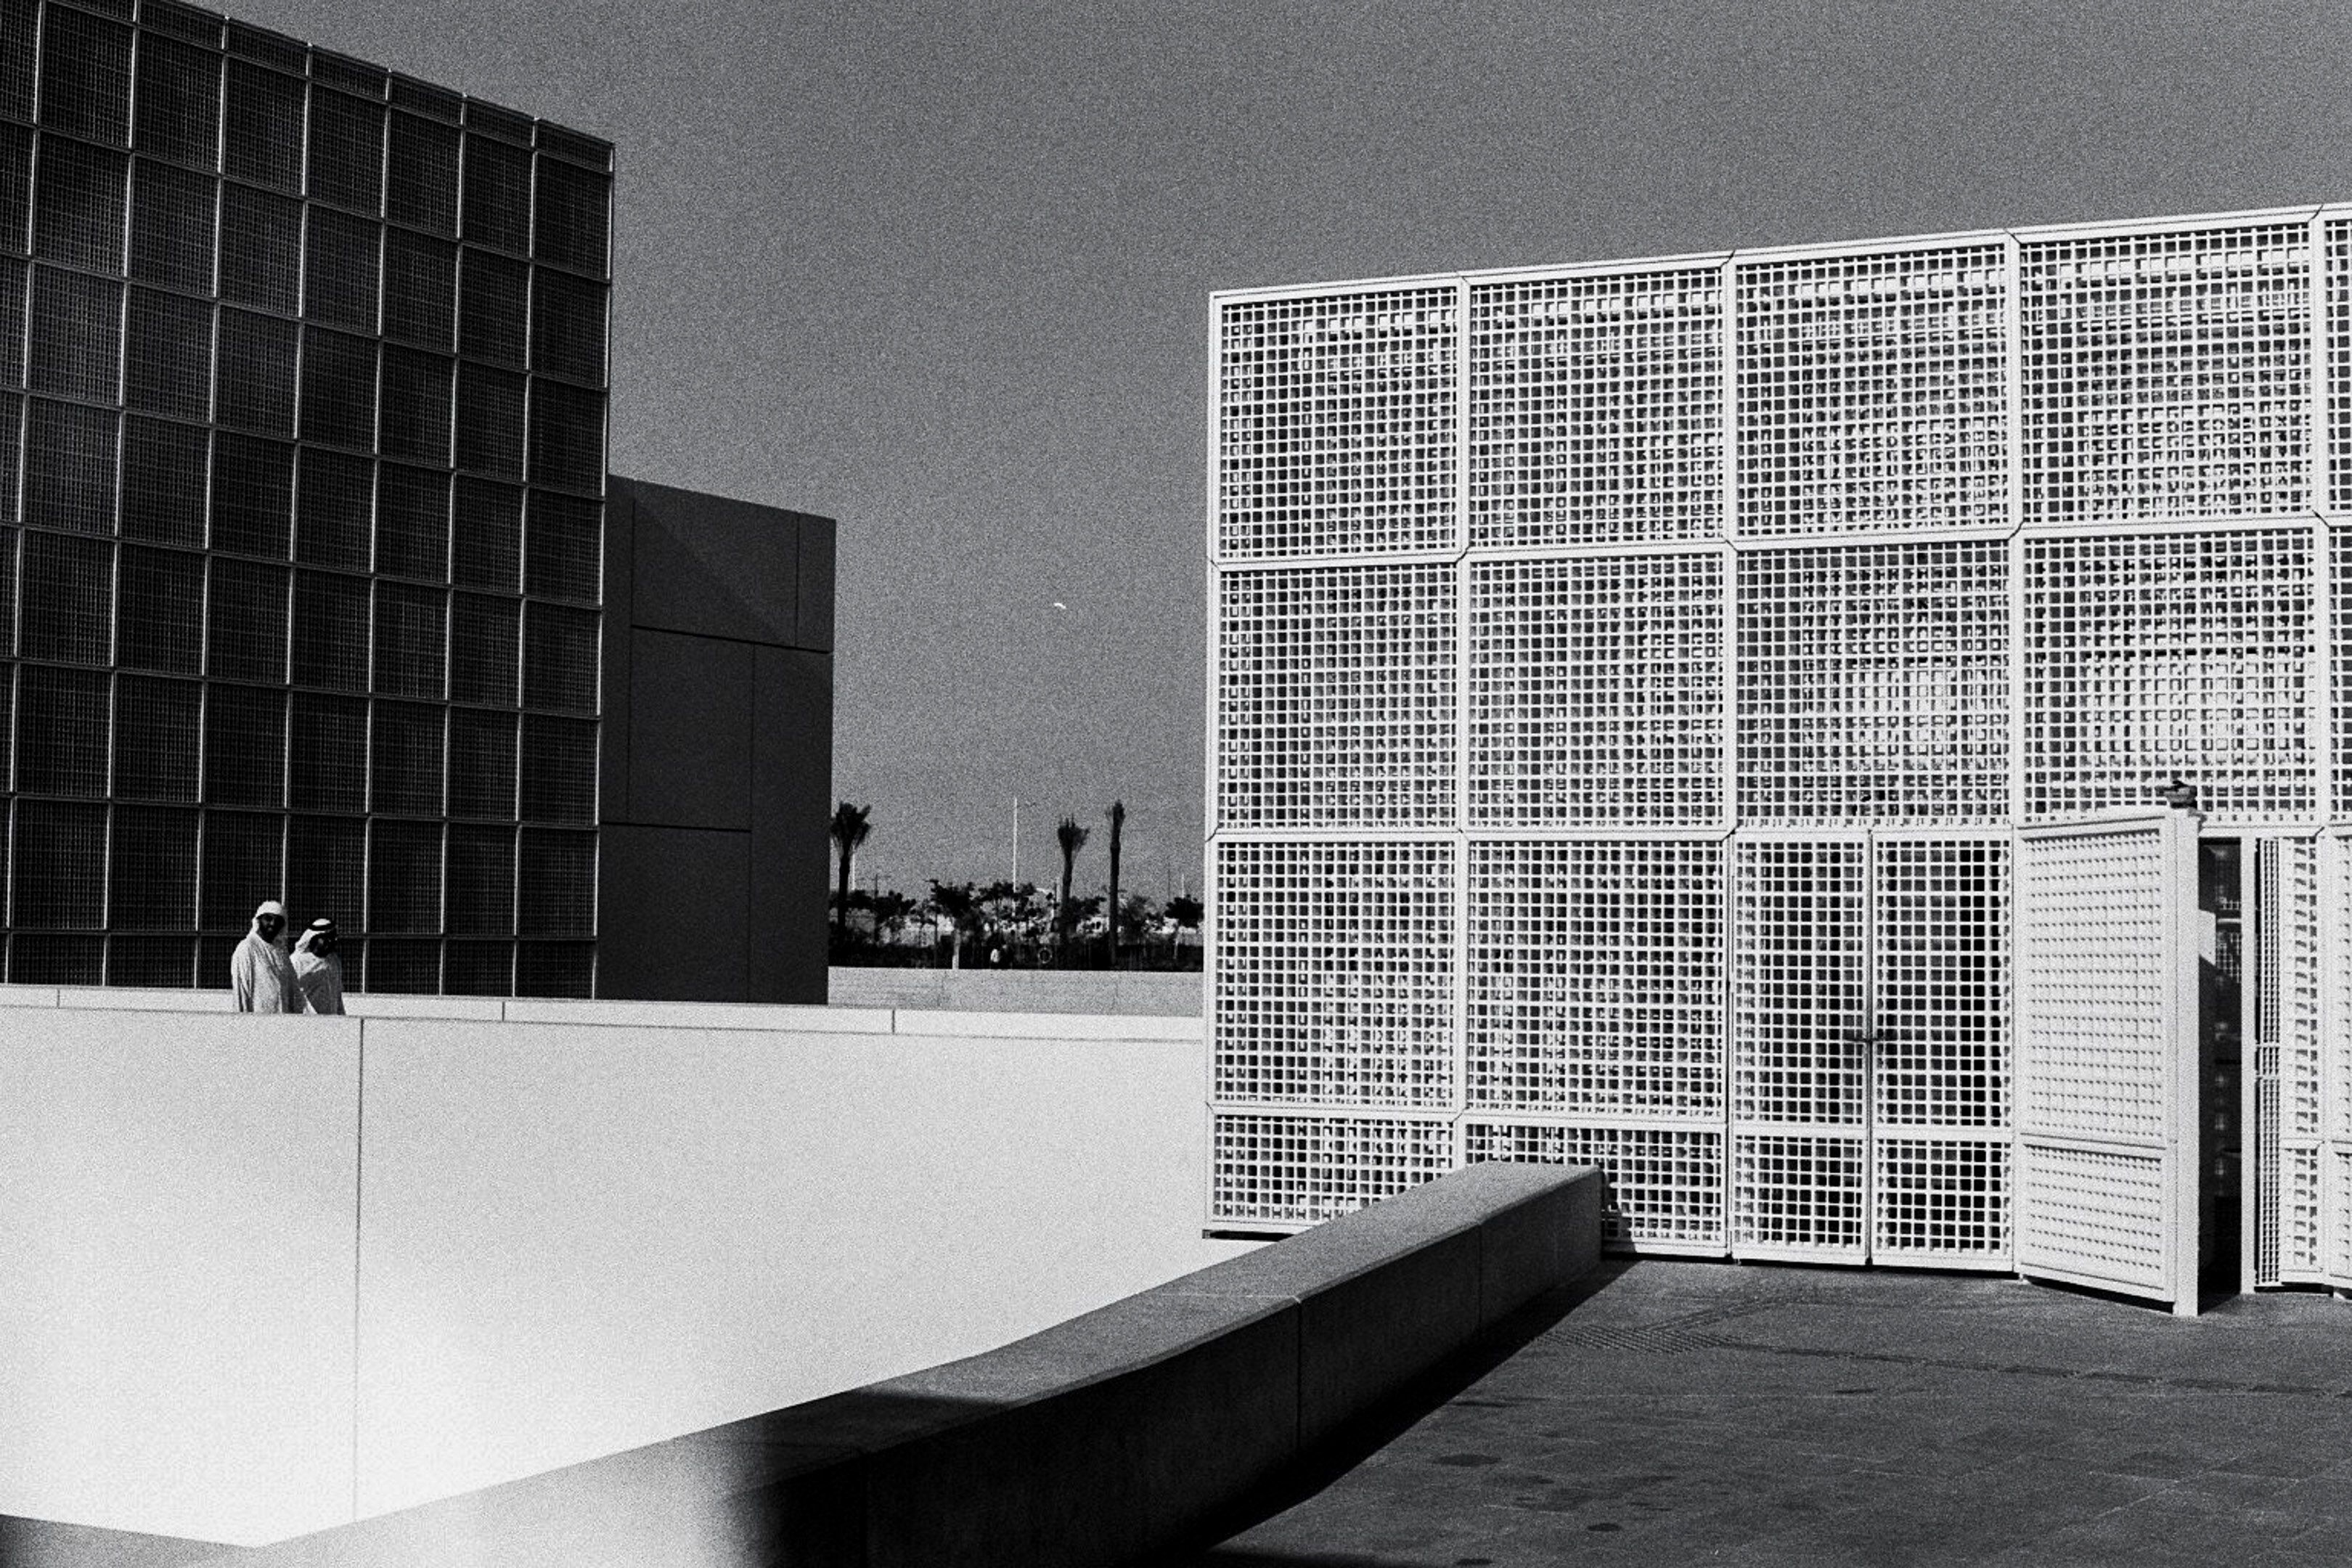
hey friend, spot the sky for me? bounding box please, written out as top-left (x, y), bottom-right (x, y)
top-left (242, 0), bottom-right (2352, 899)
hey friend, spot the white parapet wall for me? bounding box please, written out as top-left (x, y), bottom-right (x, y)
top-left (0, 989), bottom-right (1238, 1548)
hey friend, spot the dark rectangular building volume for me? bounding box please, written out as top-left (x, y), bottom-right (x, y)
top-left (0, 0), bottom-right (614, 995)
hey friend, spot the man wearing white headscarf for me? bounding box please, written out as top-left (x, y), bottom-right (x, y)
top-left (232, 899), bottom-right (300, 1013)
top-left (292, 918), bottom-right (346, 1015)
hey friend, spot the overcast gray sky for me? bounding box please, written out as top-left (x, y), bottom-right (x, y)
top-left (247, 0), bottom-right (2352, 897)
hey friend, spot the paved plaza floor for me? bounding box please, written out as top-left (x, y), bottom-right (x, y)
top-left (1191, 1257), bottom-right (2352, 1568)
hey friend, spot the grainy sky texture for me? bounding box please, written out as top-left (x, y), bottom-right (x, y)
top-left (244, 0), bottom-right (2352, 897)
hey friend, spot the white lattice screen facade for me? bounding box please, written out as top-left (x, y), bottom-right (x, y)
top-left (1209, 205), bottom-right (2352, 1282)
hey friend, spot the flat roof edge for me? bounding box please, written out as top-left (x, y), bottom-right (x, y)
top-left (1209, 200), bottom-right (2344, 306)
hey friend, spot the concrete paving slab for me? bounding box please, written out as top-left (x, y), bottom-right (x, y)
top-left (1185, 1259), bottom-right (2352, 1567)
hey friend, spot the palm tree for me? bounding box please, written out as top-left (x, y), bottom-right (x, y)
top-left (1054, 815), bottom-right (1088, 966)
top-left (829, 801), bottom-right (871, 933)
top-left (1104, 800), bottom-right (1125, 968)
top-left (926, 881), bottom-right (979, 968)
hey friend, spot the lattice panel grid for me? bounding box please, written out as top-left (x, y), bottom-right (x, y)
top-left (2016, 1142), bottom-right (2168, 1292)
top-left (2023, 529), bottom-right (2314, 823)
top-left (2266, 838), bottom-right (2324, 1143)
top-left (1467, 269), bottom-right (1720, 547)
top-left (1218, 290), bottom-right (1458, 560)
top-left (1468, 553), bottom-right (1720, 827)
top-left (1209, 1113), bottom-right (1452, 1225)
top-left (2332, 836), bottom-right (2352, 1152)
top-left (1875, 836), bottom-right (2011, 1128)
top-left (1736, 245), bottom-right (2009, 536)
top-left (2335, 531), bottom-right (2352, 821)
top-left (2329, 220), bottom-right (2352, 513)
top-left (2021, 225), bottom-right (2309, 524)
top-left (1738, 541), bottom-right (2009, 823)
top-left (1732, 840), bottom-right (1867, 1127)
top-left (2335, 1148), bottom-right (2352, 1286)
top-left (1874, 1138), bottom-right (2009, 1259)
top-left (1463, 1122), bottom-right (1725, 1249)
top-left (2284, 1146), bottom-right (2324, 1281)
top-left (2017, 825), bottom-right (2170, 1144)
top-left (1213, 839), bottom-right (1456, 1110)
top-left (1465, 840), bottom-right (1722, 1116)
top-left (1217, 564), bottom-right (1455, 829)
top-left (1734, 1134), bottom-right (1866, 1253)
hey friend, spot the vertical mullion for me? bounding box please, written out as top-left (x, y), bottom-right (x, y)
top-left (1719, 253), bottom-right (1741, 1248)
top-left (1452, 275), bottom-right (1469, 1130)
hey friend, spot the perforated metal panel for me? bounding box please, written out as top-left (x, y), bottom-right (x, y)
top-left (1736, 244), bottom-right (2008, 537)
top-left (1468, 553), bottom-right (1720, 827)
top-left (1738, 541), bottom-right (2008, 823)
top-left (1217, 289), bottom-right (1458, 561)
top-left (1209, 1111), bottom-right (1452, 1226)
top-left (2023, 529), bottom-right (2314, 825)
top-left (2015, 814), bottom-right (2194, 1307)
top-left (1467, 267), bottom-right (1720, 547)
top-left (1212, 838), bottom-right (1455, 1111)
top-left (2252, 838), bottom-right (2326, 1283)
top-left (2021, 224), bottom-right (2308, 525)
top-left (1217, 564), bottom-right (1454, 830)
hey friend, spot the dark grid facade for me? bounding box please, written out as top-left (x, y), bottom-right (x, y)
top-left (0, 0), bottom-right (611, 994)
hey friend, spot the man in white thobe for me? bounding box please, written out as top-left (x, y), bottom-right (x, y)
top-left (292, 918), bottom-right (346, 1015)
top-left (230, 900), bottom-right (300, 1013)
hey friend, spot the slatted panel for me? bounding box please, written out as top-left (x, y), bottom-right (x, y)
top-left (1212, 839), bottom-right (1455, 1111)
top-left (1462, 1122), bottom-right (1726, 1251)
top-left (1738, 540), bottom-right (2008, 823)
top-left (1217, 564), bottom-right (1454, 829)
top-left (1217, 288), bottom-right (1457, 560)
top-left (2022, 529), bottom-right (2313, 825)
top-left (1464, 839), bottom-right (1723, 1118)
top-left (2022, 224), bottom-right (2308, 525)
top-left (1466, 266), bottom-right (1720, 547)
top-left (1468, 553), bottom-right (1719, 827)
top-left (1735, 243), bottom-right (2009, 537)
top-left (1209, 1112), bottom-right (1452, 1226)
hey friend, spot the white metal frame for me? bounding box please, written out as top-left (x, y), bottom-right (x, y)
top-left (1205, 203), bottom-right (2352, 1299)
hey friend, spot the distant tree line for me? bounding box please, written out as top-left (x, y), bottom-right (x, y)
top-left (828, 800), bottom-right (1201, 971)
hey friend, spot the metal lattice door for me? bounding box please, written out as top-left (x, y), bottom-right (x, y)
top-left (1731, 831), bottom-right (2015, 1268)
top-left (2014, 812), bottom-right (2202, 1316)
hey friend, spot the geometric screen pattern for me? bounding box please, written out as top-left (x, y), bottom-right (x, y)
top-left (1, 4), bottom-right (609, 995)
top-left (2022, 529), bottom-right (2313, 825)
top-left (1217, 564), bottom-right (1455, 830)
top-left (1735, 244), bottom-right (2009, 537)
top-left (1217, 288), bottom-right (1457, 561)
top-left (1737, 540), bottom-right (2009, 824)
top-left (1469, 552), bottom-right (1720, 827)
top-left (1213, 206), bottom-right (2351, 1268)
top-left (1468, 267), bottom-right (1721, 547)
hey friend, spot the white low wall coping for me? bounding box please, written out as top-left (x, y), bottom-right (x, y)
top-left (0, 983), bottom-right (1202, 1042)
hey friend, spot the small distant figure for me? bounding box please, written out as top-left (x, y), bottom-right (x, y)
top-left (2162, 777), bottom-right (2200, 812)
top-left (293, 918), bottom-right (346, 1016)
top-left (990, 946), bottom-right (1003, 966)
top-left (232, 900), bottom-right (300, 1013)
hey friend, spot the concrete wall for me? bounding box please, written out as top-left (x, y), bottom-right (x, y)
top-left (598, 476), bottom-right (834, 1005)
top-left (828, 966), bottom-right (1204, 1016)
top-left (208, 1163), bottom-right (1603, 1568)
top-left (0, 994), bottom-right (1236, 1545)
